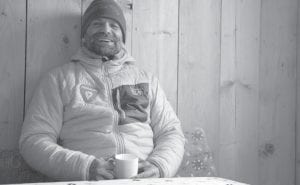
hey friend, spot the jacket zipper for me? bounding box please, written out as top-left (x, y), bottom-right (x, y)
top-left (102, 65), bottom-right (125, 154)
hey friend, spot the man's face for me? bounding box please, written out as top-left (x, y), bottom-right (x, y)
top-left (82, 18), bottom-right (123, 57)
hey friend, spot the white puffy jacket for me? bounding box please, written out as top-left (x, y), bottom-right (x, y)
top-left (19, 48), bottom-right (185, 181)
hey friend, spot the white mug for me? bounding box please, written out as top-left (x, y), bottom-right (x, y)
top-left (115, 154), bottom-right (138, 179)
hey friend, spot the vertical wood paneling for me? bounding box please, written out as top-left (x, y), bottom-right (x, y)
top-left (220, 1), bottom-right (298, 185)
top-left (132, 0), bottom-right (178, 109)
top-left (296, 0), bottom-right (300, 184)
top-left (297, 0), bottom-right (300, 184)
top-left (0, 0), bottom-right (25, 149)
top-left (0, 1), bottom-right (28, 183)
top-left (219, 0), bottom-right (237, 180)
top-left (295, 0), bottom-right (300, 185)
top-left (235, 0), bottom-right (260, 184)
top-left (82, 0), bottom-right (133, 54)
top-left (26, 0), bottom-right (81, 108)
top-left (259, 1), bottom-right (297, 185)
top-left (178, 0), bottom-right (221, 171)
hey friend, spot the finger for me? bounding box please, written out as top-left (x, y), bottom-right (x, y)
top-left (95, 176), bottom-right (104, 180)
top-left (110, 155), bottom-right (116, 160)
top-left (103, 160), bottom-right (115, 170)
top-left (136, 169), bottom-right (156, 178)
top-left (107, 156), bottom-right (116, 165)
top-left (138, 161), bottom-right (148, 173)
top-left (108, 157), bottom-right (115, 165)
top-left (138, 160), bottom-right (151, 169)
top-left (96, 169), bottom-right (115, 180)
top-left (136, 171), bottom-right (154, 178)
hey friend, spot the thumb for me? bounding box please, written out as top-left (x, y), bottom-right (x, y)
top-left (138, 160), bottom-right (150, 168)
top-left (135, 168), bottom-right (156, 178)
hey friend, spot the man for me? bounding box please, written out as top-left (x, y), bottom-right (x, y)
top-left (19, 0), bottom-right (185, 181)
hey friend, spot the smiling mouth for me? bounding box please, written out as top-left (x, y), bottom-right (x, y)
top-left (99, 40), bottom-right (111, 43)
top-left (97, 38), bottom-right (113, 42)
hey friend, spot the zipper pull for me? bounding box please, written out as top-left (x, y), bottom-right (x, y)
top-left (101, 64), bottom-right (107, 75)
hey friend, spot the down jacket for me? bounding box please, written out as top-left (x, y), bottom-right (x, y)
top-left (19, 48), bottom-right (185, 181)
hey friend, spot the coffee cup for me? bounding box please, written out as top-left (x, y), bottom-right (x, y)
top-left (115, 154), bottom-right (138, 179)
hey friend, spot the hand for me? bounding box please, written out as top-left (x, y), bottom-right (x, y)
top-left (89, 158), bottom-right (115, 180)
top-left (135, 160), bottom-right (160, 178)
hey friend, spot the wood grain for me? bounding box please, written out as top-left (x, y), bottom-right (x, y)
top-left (132, 0), bottom-right (179, 110)
top-left (178, 0), bottom-right (221, 172)
top-left (219, 0), bottom-right (237, 180)
top-left (234, 0), bottom-right (261, 184)
top-left (0, 0), bottom-right (25, 150)
top-left (297, 1), bottom-right (300, 184)
top-left (25, 0), bottom-right (81, 109)
top-left (259, 1), bottom-right (297, 185)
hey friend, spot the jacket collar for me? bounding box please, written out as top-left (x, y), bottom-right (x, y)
top-left (71, 46), bottom-right (135, 74)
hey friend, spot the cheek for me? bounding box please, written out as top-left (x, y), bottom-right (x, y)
top-left (114, 31), bottom-right (123, 41)
top-left (85, 31), bottom-right (96, 38)
top-left (85, 26), bottom-right (99, 36)
top-left (83, 29), bottom-right (93, 39)
top-left (82, 35), bottom-right (94, 48)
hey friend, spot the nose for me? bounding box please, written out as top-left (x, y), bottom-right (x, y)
top-left (103, 22), bottom-right (112, 33)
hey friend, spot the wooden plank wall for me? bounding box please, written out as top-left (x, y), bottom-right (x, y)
top-left (297, 0), bottom-right (300, 183)
top-left (132, 0), bottom-right (179, 109)
top-left (219, 1), bottom-right (297, 185)
top-left (0, 0), bottom-right (25, 150)
top-left (220, 0), bottom-right (237, 181)
top-left (0, 1), bottom-right (26, 183)
top-left (178, 0), bottom-right (221, 173)
top-left (260, 1), bottom-right (297, 185)
top-left (26, 0), bottom-right (82, 108)
top-left (0, 0), bottom-right (299, 185)
top-left (235, 0), bottom-right (260, 184)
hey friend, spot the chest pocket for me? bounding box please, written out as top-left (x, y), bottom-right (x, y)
top-left (112, 83), bottom-right (149, 125)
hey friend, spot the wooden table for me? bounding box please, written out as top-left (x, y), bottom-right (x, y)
top-left (14, 177), bottom-right (249, 185)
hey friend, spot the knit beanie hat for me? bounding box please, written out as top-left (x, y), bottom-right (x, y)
top-left (82, 0), bottom-right (126, 43)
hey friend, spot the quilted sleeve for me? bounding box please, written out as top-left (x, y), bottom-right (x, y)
top-left (147, 76), bottom-right (185, 177)
top-left (19, 71), bottom-right (95, 180)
